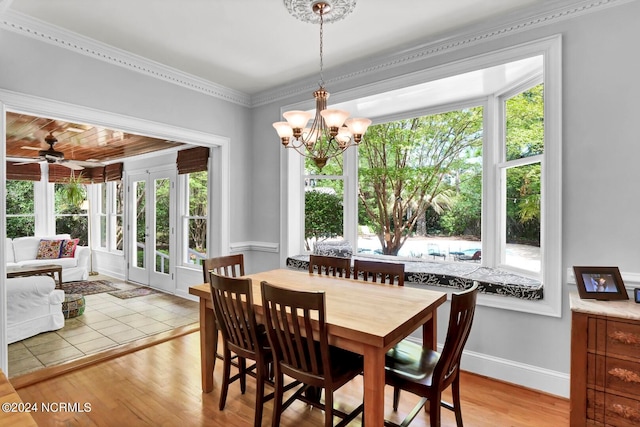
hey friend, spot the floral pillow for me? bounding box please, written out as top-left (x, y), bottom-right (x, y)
top-left (60, 238), bottom-right (79, 258)
top-left (36, 239), bottom-right (64, 259)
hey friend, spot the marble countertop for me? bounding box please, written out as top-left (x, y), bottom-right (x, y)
top-left (570, 292), bottom-right (640, 320)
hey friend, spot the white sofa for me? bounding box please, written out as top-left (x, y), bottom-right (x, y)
top-left (6, 276), bottom-right (65, 344)
top-left (6, 235), bottom-right (90, 282)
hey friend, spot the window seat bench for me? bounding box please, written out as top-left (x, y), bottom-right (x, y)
top-left (286, 253), bottom-right (543, 300)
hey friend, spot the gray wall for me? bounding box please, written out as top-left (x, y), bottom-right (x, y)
top-left (1, 0), bottom-right (639, 397)
top-left (248, 0), bottom-right (640, 396)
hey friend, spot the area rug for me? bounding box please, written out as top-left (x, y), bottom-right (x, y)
top-left (107, 286), bottom-right (160, 299)
top-left (60, 280), bottom-right (119, 296)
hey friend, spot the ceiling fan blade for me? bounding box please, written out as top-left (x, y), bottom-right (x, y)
top-left (59, 161), bottom-right (84, 171)
top-left (68, 159), bottom-right (105, 168)
top-left (11, 160), bottom-right (43, 166)
top-left (20, 146), bottom-right (42, 151)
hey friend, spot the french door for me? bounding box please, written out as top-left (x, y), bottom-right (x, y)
top-left (127, 169), bottom-right (176, 292)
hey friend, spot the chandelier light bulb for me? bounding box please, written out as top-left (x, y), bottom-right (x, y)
top-left (272, 121), bottom-right (294, 146)
top-left (283, 110), bottom-right (313, 134)
top-left (320, 109), bottom-right (350, 135)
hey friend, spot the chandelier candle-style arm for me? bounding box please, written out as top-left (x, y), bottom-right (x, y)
top-left (274, 0), bottom-right (371, 170)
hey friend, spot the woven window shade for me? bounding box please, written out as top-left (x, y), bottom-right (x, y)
top-left (48, 165), bottom-right (95, 184)
top-left (105, 163), bottom-right (123, 181)
top-left (177, 146), bottom-right (209, 174)
top-left (6, 162), bottom-right (41, 181)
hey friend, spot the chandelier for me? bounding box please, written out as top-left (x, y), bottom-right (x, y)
top-left (273, 1), bottom-right (371, 171)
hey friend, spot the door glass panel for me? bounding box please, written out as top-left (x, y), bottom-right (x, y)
top-left (135, 180), bottom-right (146, 268)
top-left (155, 178), bottom-right (170, 274)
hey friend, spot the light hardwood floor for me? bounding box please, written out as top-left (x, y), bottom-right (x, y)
top-left (12, 331), bottom-right (569, 426)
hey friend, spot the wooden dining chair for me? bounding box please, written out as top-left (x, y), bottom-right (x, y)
top-left (208, 272), bottom-right (272, 427)
top-left (384, 283), bottom-right (479, 427)
top-left (202, 254), bottom-right (245, 282)
top-left (261, 281), bottom-right (364, 427)
top-left (354, 259), bottom-right (405, 286)
top-left (202, 254), bottom-right (245, 368)
top-left (308, 254), bottom-right (351, 278)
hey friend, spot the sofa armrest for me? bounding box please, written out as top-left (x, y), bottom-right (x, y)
top-left (74, 246), bottom-right (90, 269)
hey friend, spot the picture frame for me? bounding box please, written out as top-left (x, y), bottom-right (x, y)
top-left (573, 266), bottom-right (629, 300)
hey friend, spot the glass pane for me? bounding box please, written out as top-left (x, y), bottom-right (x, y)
top-left (116, 215), bottom-right (124, 251)
top-left (135, 180), bottom-right (146, 269)
top-left (6, 180), bottom-right (34, 215)
top-left (304, 178), bottom-right (344, 251)
top-left (155, 178), bottom-right (170, 274)
top-left (56, 215), bottom-right (88, 246)
top-left (188, 218), bottom-right (207, 265)
top-left (189, 171), bottom-right (208, 216)
top-left (100, 215), bottom-right (107, 247)
top-left (357, 109), bottom-right (483, 258)
top-left (100, 184), bottom-right (107, 215)
top-left (504, 163), bottom-right (541, 272)
top-left (6, 217), bottom-right (35, 239)
top-left (505, 84), bottom-right (544, 161)
top-left (115, 181), bottom-right (123, 214)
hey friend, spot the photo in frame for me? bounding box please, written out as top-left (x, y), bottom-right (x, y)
top-left (573, 266), bottom-right (629, 300)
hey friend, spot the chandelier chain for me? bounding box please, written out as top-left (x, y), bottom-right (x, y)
top-left (319, 9), bottom-right (325, 87)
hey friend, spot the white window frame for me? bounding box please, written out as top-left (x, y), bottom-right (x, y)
top-left (282, 36), bottom-right (562, 317)
top-left (180, 170), bottom-right (209, 268)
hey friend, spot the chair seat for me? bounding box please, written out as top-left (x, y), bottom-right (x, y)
top-left (386, 340), bottom-right (439, 385)
top-left (328, 345), bottom-right (364, 385)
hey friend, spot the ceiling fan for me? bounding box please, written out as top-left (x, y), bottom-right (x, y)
top-left (18, 132), bottom-right (103, 170)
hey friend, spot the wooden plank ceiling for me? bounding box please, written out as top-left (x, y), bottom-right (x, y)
top-left (5, 112), bottom-right (184, 166)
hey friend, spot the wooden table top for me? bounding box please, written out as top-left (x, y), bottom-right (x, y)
top-left (190, 268), bottom-right (447, 350)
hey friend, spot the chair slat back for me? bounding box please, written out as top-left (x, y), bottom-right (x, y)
top-left (209, 272), bottom-right (260, 358)
top-left (203, 254), bottom-right (245, 282)
top-left (261, 281), bottom-right (330, 386)
top-left (434, 283), bottom-right (478, 388)
top-left (308, 254), bottom-right (351, 278)
top-left (354, 259), bottom-right (405, 286)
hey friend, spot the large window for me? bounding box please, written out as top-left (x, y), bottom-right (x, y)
top-left (6, 180), bottom-right (35, 238)
top-left (287, 37), bottom-right (562, 316)
top-left (54, 183), bottom-right (88, 245)
top-left (183, 170), bottom-right (208, 266)
top-left (97, 181), bottom-right (124, 252)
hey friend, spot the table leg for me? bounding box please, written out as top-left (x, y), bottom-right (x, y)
top-left (422, 312), bottom-right (437, 350)
top-left (363, 345), bottom-right (385, 426)
top-left (199, 298), bottom-right (216, 393)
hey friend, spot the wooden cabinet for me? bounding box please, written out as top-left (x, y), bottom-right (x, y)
top-left (571, 294), bottom-right (640, 426)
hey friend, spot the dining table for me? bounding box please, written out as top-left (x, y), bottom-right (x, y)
top-left (189, 268), bottom-right (447, 426)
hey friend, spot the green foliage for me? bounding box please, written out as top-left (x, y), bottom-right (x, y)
top-left (358, 108), bottom-right (483, 254)
top-left (6, 180), bottom-right (35, 238)
top-left (305, 190), bottom-right (343, 250)
top-left (440, 167), bottom-right (482, 236)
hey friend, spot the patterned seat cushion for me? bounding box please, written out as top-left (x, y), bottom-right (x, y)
top-left (313, 240), bottom-right (353, 258)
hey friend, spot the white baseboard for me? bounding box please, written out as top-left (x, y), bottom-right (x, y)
top-left (403, 336), bottom-right (569, 398)
top-left (461, 349), bottom-right (569, 398)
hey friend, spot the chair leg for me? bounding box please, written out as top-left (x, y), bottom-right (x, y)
top-left (393, 386), bottom-right (401, 411)
top-left (271, 367), bottom-right (284, 427)
top-left (239, 357), bottom-right (247, 394)
top-left (452, 376), bottom-right (463, 426)
top-left (254, 362), bottom-right (266, 427)
top-left (324, 389), bottom-right (334, 427)
top-left (219, 348), bottom-right (232, 410)
top-left (430, 393), bottom-right (441, 427)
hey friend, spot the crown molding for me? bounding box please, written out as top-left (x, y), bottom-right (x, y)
top-left (0, 10), bottom-right (251, 107)
top-left (0, 0), bottom-right (633, 109)
top-left (251, 0), bottom-right (633, 107)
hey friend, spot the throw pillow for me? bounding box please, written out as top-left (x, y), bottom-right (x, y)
top-left (59, 238), bottom-right (80, 258)
top-left (36, 239), bottom-right (64, 259)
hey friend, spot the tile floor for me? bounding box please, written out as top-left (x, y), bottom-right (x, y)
top-left (8, 275), bottom-right (199, 378)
